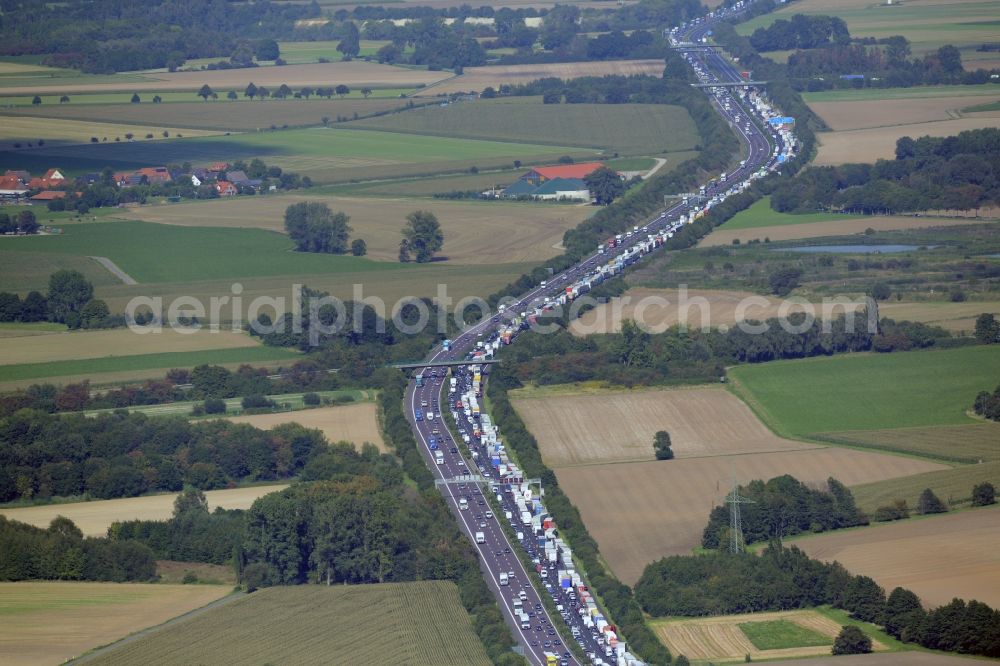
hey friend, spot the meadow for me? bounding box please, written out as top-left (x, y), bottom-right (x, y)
top-left (0, 484), bottom-right (288, 536)
top-left (821, 422), bottom-right (1000, 464)
top-left (0, 581), bottom-right (230, 666)
top-left (720, 196), bottom-right (864, 231)
top-left (852, 460), bottom-right (1000, 513)
top-left (87, 582), bottom-right (492, 666)
top-left (728, 346), bottom-right (1000, 438)
top-left (417, 59), bottom-right (667, 95)
top-left (801, 84), bottom-right (1000, 104)
top-left (345, 98), bottom-right (699, 157)
top-left (0, 125), bottom-right (590, 182)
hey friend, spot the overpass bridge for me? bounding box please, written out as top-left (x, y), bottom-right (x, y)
top-left (692, 81), bottom-right (768, 88)
top-left (391, 358), bottom-right (501, 371)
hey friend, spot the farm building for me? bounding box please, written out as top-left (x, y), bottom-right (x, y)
top-left (0, 173), bottom-right (29, 200)
top-left (215, 181), bottom-right (238, 196)
top-left (30, 190), bottom-right (68, 202)
top-left (500, 177), bottom-right (590, 201)
top-left (520, 162), bottom-right (607, 186)
top-left (27, 168), bottom-right (66, 190)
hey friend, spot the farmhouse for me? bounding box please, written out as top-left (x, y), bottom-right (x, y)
top-left (136, 167), bottom-right (172, 184)
top-left (30, 190), bottom-right (68, 201)
top-left (0, 173), bottom-right (29, 200)
top-left (520, 162), bottom-right (606, 186)
top-left (215, 181), bottom-right (238, 196)
top-left (27, 168), bottom-right (66, 190)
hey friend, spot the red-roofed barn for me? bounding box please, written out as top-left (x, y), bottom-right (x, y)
top-left (520, 162), bottom-right (607, 186)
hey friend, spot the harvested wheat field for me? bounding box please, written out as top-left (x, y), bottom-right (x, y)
top-left (87, 582), bottom-right (491, 666)
top-left (702, 215), bottom-right (987, 247)
top-left (0, 326), bottom-right (260, 366)
top-left (878, 300), bottom-right (1000, 334)
top-left (794, 507), bottom-right (1000, 608)
top-left (122, 194), bottom-right (589, 264)
top-left (512, 386), bottom-right (816, 466)
top-left (814, 117), bottom-right (1000, 166)
top-left (0, 61), bottom-right (450, 96)
top-left (768, 654), bottom-right (983, 666)
top-left (0, 581), bottom-right (230, 666)
top-left (809, 96), bottom-right (1000, 131)
top-left (223, 402), bottom-right (385, 451)
top-left (556, 450), bottom-right (945, 584)
top-left (417, 60), bottom-right (666, 95)
top-left (653, 609), bottom-right (884, 662)
top-left (568, 288), bottom-right (816, 336)
top-left (0, 485), bottom-right (286, 536)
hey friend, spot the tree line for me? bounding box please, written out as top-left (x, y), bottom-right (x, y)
top-left (0, 270), bottom-right (119, 330)
top-left (974, 383), bottom-right (1000, 422)
top-left (701, 476), bottom-right (869, 549)
top-left (0, 409), bottom-right (326, 502)
top-left (635, 541), bottom-right (1000, 658)
top-left (0, 515), bottom-right (156, 582)
top-left (768, 128), bottom-right (1000, 215)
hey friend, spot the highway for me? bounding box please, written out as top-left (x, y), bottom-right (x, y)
top-left (403, 3), bottom-right (795, 664)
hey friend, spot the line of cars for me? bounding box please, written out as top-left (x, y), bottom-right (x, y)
top-left (405, 2), bottom-right (798, 663)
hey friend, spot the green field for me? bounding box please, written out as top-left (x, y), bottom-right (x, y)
top-left (739, 620), bottom-right (831, 651)
top-left (0, 125), bottom-right (590, 181)
top-left (723, 196), bottom-right (854, 231)
top-left (82, 388), bottom-right (374, 417)
top-left (0, 346), bottom-right (301, 383)
top-left (0, 88), bottom-right (415, 107)
top-left (605, 157), bottom-right (658, 171)
top-left (344, 98), bottom-right (699, 157)
top-left (820, 423), bottom-right (1000, 464)
top-left (852, 460), bottom-right (1000, 512)
top-left (1, 220), bottom-right (402, 283)
top-left (802, 83), bottom-right (1000, 104)
top-left (87, 582), bottom-right (492, 666)
top-left (729, 346), bottom-right (1000, 437)
top-left (962, 99), bottom-right (1000, 113)
top-left (0, 249), bottom-right (122, 293)
top-left (735, 0), bottom-right (1000, 62)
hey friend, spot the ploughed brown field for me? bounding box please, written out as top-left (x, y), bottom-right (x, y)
top-left (813, 117), bottom-right (1000, 166)
top-left (0, 61), bottom-right (449, 96)
top-left (793, 506), bottom-right (1000, 608)
top-left (0, 581), bottom-right (229, 666)
top-left (415, 60), bottom-right (667, 95)
top-left (558, 451), bottom-right (945, 584)
top-left (512, 386), bottom-right (816, 466)
top-left (701, 216), bottom-right (988, 247)
top-left (221, 402), bottom-right (386, 451)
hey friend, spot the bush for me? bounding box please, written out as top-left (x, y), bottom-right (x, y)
top-left (832, 626), bottom-right (872, 655)
top-left (916, 488), bottom-right (947, 515)
top-left (302, 392), bottom-right (321, 406)
top-left (203, 398), bottom-right (227, 414)
top-left (241, 394), bottom-right (273, 410)
top-left (873, 500), bottom-right (909, 522)
top-left (972, 482), bottom-right (996, 507)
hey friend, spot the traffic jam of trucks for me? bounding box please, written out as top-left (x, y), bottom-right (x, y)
top-left (408, 2), bottom-right (796, 663)
top-left (446, 357), bottom-right (639, 666)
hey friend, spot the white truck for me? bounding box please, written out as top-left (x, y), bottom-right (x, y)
top-left (475, 531), bottom-right (485, 544)
top-left (459, 498), bottom-right (468, 511)
top-left (435, 451), bottom-right (444, 465)
top-left (499, 572), bottom-right (509, 586)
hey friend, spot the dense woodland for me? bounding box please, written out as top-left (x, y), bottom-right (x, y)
top-left (0, 515), bottom-right (156, 582)
top-left (635, 542), bottom-right (1000, 657)
top-left (768, 128), bottom-right (1000, 215)
top-left (701, 476), bottom-right (869, 549)
top-left (0, 410), bottom-right (326, 502)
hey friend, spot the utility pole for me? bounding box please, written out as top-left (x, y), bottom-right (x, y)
top-left (726, 477), bottom-right (755, 554)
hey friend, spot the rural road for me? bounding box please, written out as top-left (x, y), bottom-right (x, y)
top-left (90, 256), bottom-right (138, 285)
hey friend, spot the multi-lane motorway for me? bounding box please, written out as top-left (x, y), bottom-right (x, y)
top-left (404, 4), bottom-right (792, 665)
